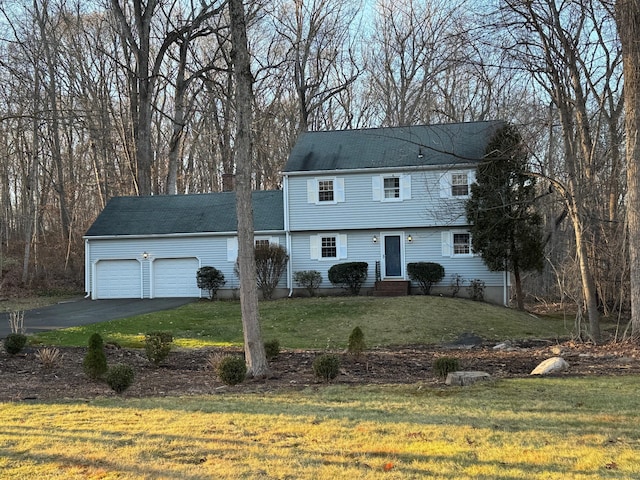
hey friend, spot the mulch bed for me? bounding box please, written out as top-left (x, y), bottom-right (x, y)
top-left (1, 339), bottom-right (640, 402)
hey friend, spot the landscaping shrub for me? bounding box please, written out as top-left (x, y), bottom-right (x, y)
top-left (216, 356), bottom-right (247, 386)
top-left (196, 266), bottom-right (226, 300)
top-left (293, 270), bottom-right (323, 297)
top-left (407, 262), bottom-right (445, 295)
top-left (4, 333), bottom-right (27, 355)
top-left (433, 357), bottom-right (460, 378)
top-left (347, 326), bottom-right (366, 356)
top-left (36, 347), bottom-right (63, 369)
top-left (106, 364), bottom-right (135, 393)
top-left (293, 270), bottom-right (322, 297)
top-left (449, 274), bottom-right (465, 297)
top-left (83, 333), bottom-right (108, 379)
top-left (328, 262), bottom-right (368, 295)
top-left (467, 279), bottom-right (485, 302)
top-left (313, 354), bottom-right (341, 382)
top-left (264, 339), bottom-right (280, 360)
top-left (144, 331), bottom-right (173, 366)
top-left (255, 243), bottom-right (289, 300)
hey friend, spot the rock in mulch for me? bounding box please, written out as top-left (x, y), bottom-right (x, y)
top-left (530, 356), bottom-right (569, 375)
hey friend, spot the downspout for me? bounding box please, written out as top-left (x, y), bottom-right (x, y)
top-left (284, 174), bottom-right (294, 297)
top-left (84, 238), bottom-right (91, 298)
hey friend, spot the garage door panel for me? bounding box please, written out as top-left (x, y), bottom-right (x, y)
top-left (153, 258), bottom-right (201, 298)
top-left (96, 260), bottom-right (141, 299)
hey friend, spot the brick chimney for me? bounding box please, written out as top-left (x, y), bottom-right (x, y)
top-left (222, 173), bottom-right (235, 192)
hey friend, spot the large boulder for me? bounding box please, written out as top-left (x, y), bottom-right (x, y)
top-left (530, 357), bottom-right (569, 375)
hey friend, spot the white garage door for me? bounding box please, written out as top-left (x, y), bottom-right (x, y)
top-left (152, 258), bottom-right (201, 298)
top-left (95, 260), bottom-right (141, 299)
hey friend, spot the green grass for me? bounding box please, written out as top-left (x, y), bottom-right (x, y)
top-left (1, 377), bottom-right (639, 479)
top-left (29, 296), bottom-right (572, 349)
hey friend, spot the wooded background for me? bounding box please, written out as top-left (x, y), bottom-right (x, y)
top-left (0, 0), bottom-right (631, 320)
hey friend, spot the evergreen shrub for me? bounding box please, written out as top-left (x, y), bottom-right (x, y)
top-left (407, 262), bottom-right (445, 295)
top-left (216, 356), bottom-right (247, 386)
top-left (106, 364), bottom-right (135, 393)
top-left (347, 326), bottom-right (366, 356)
top-left (328, 262), bottom-right (368, 295)
top-left (144, 331), bottom-right (173, 366)
top-left (4, 333), bottom-right (27, 355)
top-left (313, 354), bottom-right (341, 382)
top-left (83, 333), bottom-right (108, 379)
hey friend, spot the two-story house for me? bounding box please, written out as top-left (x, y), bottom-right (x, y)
top-left (84, 121), bottom-right (509, 303)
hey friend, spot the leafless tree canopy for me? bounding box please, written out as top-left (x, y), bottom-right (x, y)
top-left (0, 0), bottom-right (636, 336)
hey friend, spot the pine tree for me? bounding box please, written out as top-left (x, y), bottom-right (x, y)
top-left (465, 125), bottom-right (544, 310)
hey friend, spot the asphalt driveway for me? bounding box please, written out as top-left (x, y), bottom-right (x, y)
top-left (0, 297), bottom-right (196, 339)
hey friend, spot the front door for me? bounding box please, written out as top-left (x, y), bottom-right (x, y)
top-left (383, 234), bottom-right (402, 277)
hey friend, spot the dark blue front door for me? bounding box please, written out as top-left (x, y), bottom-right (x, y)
top-left (384, 235), bottom-right (401, 277)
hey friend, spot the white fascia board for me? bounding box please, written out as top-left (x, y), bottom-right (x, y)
top-left (83, 230), bottom-right (286, 241)
top-left (281, 163), bottom-right (478, 177)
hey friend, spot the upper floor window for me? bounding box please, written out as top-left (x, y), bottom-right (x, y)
top-left (307, 177), bottom-right (345, 204)
top-left (440, 170), bottom-right (474, 198)
top-left (384, 177), bottom-right (400, 199)
top-left (372, 174), bottom-right (411, 202)
top-left (318, 180), bottom-right (334, 202)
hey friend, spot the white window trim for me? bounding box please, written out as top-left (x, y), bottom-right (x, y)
top-left (227, 236), bottom-right (279, 261)
top-left (310, 233), bottom-right (348, 260)
top-left (307, 177), bottom-right (345, 204)
top-left (372, 174), bottom-right (411, 202)
top-left (441, 230), bottom-right (474, 258)
top-left (439, 170), bottom-right (475, 199)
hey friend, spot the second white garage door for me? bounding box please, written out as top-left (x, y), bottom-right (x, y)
top-left (152, 258), bottom-right (201, 298)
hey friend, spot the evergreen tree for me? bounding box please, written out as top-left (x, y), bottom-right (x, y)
top-left (465, 125), bottom-right (544, 310)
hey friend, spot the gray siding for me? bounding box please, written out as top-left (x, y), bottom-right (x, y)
top-left (87, 234), bottom-right (287, 298)
top-left (286, 169), bottom-right (470, 232)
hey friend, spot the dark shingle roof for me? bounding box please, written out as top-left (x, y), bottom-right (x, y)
top-left (85, 190), bottom-right (284, 237)
top-left (283, 121), bottom-right (505, 173)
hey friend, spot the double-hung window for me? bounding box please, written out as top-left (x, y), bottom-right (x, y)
top-left (310, 234), bottom-right (347, 260)
top-left (372, 175), bottom-right (411, 202)
top-left (440, 170), bottom-right (474, 198)
top-left (442, 231), bottom-right (473, 257)
top-left (307, 177), bottom-right (345, 204)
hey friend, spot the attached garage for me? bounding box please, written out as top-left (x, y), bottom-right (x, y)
top-left (94, 259), bottom-right (142, 299)
top-left (152, 258), bottom-right (201, 298)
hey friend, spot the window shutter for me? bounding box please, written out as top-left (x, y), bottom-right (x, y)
top-left (401, 174), bottom-right (411, 200)
top-left (335, 178), bottom-right (345, 202)
top-left (307, 179), bottom-right (317, 203)
top-left (468, 170), bottom-right (476, 187)
top-left (441, 231), bottom-right (451, 257)
top-left (439, 174), bottom-right (450, 198)
top-left (338, 234), bottom-right (348, 259)
top-left (372, 176), bottom-right (382, 201)
top-left (310, 235), bottom-right (319, 260)
top-left (227, 237), bottom-right (238, 261)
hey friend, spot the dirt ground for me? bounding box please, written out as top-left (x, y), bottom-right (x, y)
top-left (2, 338), bottom-right (640, 402)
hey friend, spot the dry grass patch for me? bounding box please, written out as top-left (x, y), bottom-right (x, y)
top-left (1, 377), bottom-right (639, 479)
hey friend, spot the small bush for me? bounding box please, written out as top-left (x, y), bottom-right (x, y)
top-left (347, 327), bottom-right (366, 356)
top-left (83, 333), bottom-right (108, 379)
top-left (106, 364), bottom-right (135, 393)
top-left (328, 262), bottom-right (368, 295)
top-left (144, 331), bottom-right (173, 366)
top-left (4, 333), bottom-right (27, 355)
top-left (407, 262), bottom-right (445, 295)
top-left (449, 274), bottom-right (465, 297)
top-left (293, 270), bottom-right (322, 297)
top-left (255, 243), bottom-right (289, 300)
top-left (313, 354), bottom-right (341, 382)
top-left (264, 339), bottom-right (280, 360)
top-left (467, 279), bottom-right (485, 302)
top-left (196, 266), bottom-right (226, 300)
top-left (433, 357), bottom-right (460, 378)
top-left (216, 356), bottom-right (247, 386)
top-left (36, 347), bottom-right (63, 369)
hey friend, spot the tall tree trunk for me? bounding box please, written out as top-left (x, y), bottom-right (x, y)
top-left (229, 0), bottom-right (268, 377)
top-left (617, 0), bottom-right (640, 339)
